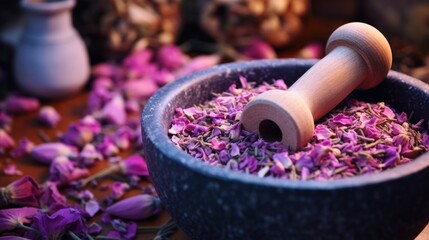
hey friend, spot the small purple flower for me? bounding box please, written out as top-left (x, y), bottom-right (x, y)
top-left (100, 94), bottom-right (126, 125)
top-left (0, 129), bottom-right (15, 153)
top-left (0, 176), bottom-right (40, 208)
top-left (157, 44), bottom-right (188, 71)
top-left (30, 142), bottom-right (77, 165)
top-left (0, 207), bottom-right (38, 232)
top-left (106, 194), bottom-right (162, 220)
top-left (120, 154), bottom-right (149, 177)
top-left (48, 156), bottom-right (89, 185)
top-left (38, 106), bottom-right (61, 127)
top-left (3, 95), bottom-right (39, 114)
top-left (39, 183), bottom-right (67, 213)
top-left (27, 207), bottom-right (88, 240)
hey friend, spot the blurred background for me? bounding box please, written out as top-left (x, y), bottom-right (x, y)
top-left (1, 0), bottom-right (429, 95)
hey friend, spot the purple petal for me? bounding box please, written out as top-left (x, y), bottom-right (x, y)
top-left (0, 207), bottom-right (39, 232)
top-left (100, 94), bottom-right (126, 125)
top-left (48, 156), bottom-right (89, 185)
top-left (157, 44), bottom-right (188, 71)
top-left (122, 79), bottom-right (159, 100)
top-left (3, 163), bottom-right (23, 176)
top-left (28, 208), bottom-right (87, 239)
top-left (3, 95), bottom-right (39, 114)
top-left (84, 200), bottom-right (100, 217)
top-left (314, 124), bottom-right (335, 140)
top-left (10, 137), bottom-right (34, 158)
top-left (38, 106), bottom-right (61, 127)
top-left (39, 183), bottom-right (68, 213)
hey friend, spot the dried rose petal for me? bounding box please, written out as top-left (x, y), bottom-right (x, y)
top-left (39, 183), bottom-right (67, 213)
top-left (123, 79), bottom-right (159, 101)
top-left (96, 136), bottom-right (119, 157)
top-left (3, 95), bottom-right (39, 114)
top-left (157, 44), bottom-right (188, 71)
top-left (38, 106), bottom-right (61, 127)
top-left (3, 163), bottom-right (23, 176)
top-left (100, 94), bottom-right (126, 125)
top-left (60, 124), bottom-right (93, 147)
top-left (48, 156), bottom-right (89, 185)
top-left (10, 138), bottom-right (34, 158)
top-left (84, 200), bottom-right (100, 217)
top-left (78, 144), bottom-right (102, 167)
top-left (239, 39), bottom-right (277, 60)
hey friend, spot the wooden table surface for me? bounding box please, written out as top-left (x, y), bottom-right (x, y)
top-left (1, 88), bottom-right (429, 240)
top-left (0, 91), bottom-right (190, 240)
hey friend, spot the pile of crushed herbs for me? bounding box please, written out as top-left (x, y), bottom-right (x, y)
top-left (169, 76), bottom-right (429, 180)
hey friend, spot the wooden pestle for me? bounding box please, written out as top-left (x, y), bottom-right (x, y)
top-left (241, 22), bottom-right (392, 150)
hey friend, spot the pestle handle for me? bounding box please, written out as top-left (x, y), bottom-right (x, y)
top-left (241, 22), bottom-right (392, 150)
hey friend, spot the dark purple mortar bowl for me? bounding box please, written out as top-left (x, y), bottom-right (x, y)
top-left (142, 59), bottom-right (429, 240)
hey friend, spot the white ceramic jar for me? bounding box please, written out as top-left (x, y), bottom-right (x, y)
top-left (14, 0), bottom-right (89, 99)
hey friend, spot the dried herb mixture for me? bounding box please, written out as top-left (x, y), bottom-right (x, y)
top-left (169, 76), bottom-right (429, 180)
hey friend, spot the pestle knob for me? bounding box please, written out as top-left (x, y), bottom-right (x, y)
top-left (240, 22), bottom-right (392, 150)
